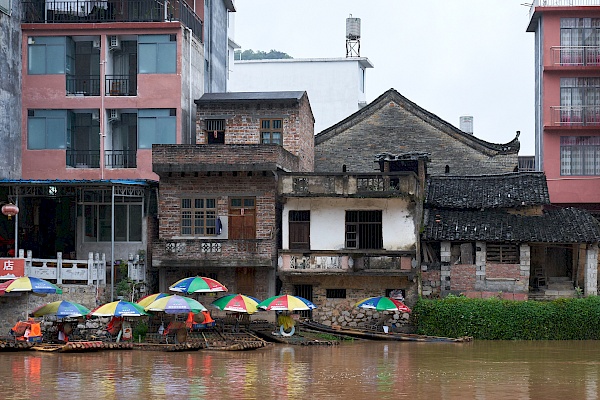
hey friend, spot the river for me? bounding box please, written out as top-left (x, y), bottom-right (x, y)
top-left (2, 340), bottom-right (600, 399)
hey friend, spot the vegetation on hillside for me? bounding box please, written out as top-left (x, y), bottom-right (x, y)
top-left (234, 49), bottom-right (293, 60)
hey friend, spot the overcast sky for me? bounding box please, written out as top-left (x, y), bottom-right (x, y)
top-left (233, 0), bottom-right (536, 155)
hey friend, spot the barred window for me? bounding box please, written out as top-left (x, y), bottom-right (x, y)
top-left (181, 198), bottom-right (217, 236)
top-left (345, 210), bottom-right (383, 249)
top-left (486, 244), bottom-right (519, 264)
top-left (326, 289), bottom-right (346, 299)
top-left (205, 119), bottom-right (225, 144)
top-left (560, 136), bottom-right (600, 176)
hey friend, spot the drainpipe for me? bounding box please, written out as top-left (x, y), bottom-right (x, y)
top-left (100, 50), bottom-right (107, 180)
top-left (187, 27), bottom-right (193, 143)
top-left (111, 185), bottom-right (115, 301)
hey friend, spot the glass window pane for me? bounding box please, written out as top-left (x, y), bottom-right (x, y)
top-left (273, 120), bottom-right (282, 129)
top-left (114, 205), bottom-right (127, 241)
top-left (84, 205), bottom-right (97, 242)
top-left (28, 46), bottom-right (46, 74)
top-left (138, 43), bottom-right (157, 73)
top-left (157, 117), bottom-right (176, 144)
top-left (99, 205), bottom-right (111, 242)
top-left (157, 43), bottom-right (176, 73)
top-left (46, 44), bottom-right (65, 74)
top-left (46, 118), bottom-right (66, 149)
top-left (129, 205), bottom-right (142, 241)
top-left (262, 120), bottom-right (270, 129)
top-left (138, 118), bottom-right (156, 148)
top-left (27, 118), bottom-right (46, 149)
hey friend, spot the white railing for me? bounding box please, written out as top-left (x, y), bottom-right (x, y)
top-left (22, 250), bottom-right (106, 285)
top-left (530, 0), bottom-right (600, 19)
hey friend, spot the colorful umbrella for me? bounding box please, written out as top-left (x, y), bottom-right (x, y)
top-left (144, 295), bottom-right (207, 314)
top-left (256, 294), bottom-right (316, 311)
top-left (31, 300), bottom-right (91, 318)
top-left (355, 296), bottom-right (411, 313)
top-left (4, 276), bottom-right (62, 295)
top-left (136, 292), bottom-right (171, 308)
top-left (90, 300), bottom-right (148, 317)
top-left (211, 294), bottom-right (260, 314)
top-left (169, 276), bottom-right (228, 294)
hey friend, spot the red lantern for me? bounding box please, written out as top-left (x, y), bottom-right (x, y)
top-left (1, 203), bottom-right (19, 220)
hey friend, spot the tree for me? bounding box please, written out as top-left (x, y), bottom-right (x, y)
top-left (234, 49), bottom-right (293, 60)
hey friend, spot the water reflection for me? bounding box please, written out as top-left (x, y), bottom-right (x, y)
top-left (2, 341), bottom-right (600, 399)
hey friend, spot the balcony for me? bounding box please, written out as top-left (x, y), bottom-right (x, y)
top-left (279, 172), bottom-right (420, 198)
top-left (550, 46), bottom-right (600, 67)
top-left (67, 75), bottom-right (100, 96)
top-left (278, 251), bottom-right (414, 275)
top-left (106, 75), bottom-right (136, 96)
top-left (106, 150), bottom-right (137, 168)
top-left (550, 106), bottom-right (600, 126)
top-left (22, 0), bottom-right (203, 41)
top-left (152, 144), bottom-right (300, 175)
top-left (66, 150), bottom-right (100, 168)
top-left (153, 238), bottom-right (275, 268)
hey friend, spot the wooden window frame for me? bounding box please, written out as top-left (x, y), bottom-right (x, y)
top-left (260, 118), bottom-right (283, 145)
top-left (180, 198), bottom-right (217, 236)
top-left (228, 197), bottom-right (256, 240)
top-left (205, 119), bottom-right (225, 144)
top-left (486, 244), bottom-right (519, 264)
top-left (289, 210), bottom-right (310, 250)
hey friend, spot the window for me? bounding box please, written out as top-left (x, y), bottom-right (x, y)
top-left (27, 110), bottom-right (70, 149)
top-left (83, 189), bottom-right (143, 242)
top-left (138, 35), bottom-right (176, 74)
top-left (260, 119), bottom-right (282, 145)
top-left (345, 210), bottom-right (383, 249)
top-left (326, 289), bottom-right (346, 299)
top-left (560, 136), bottom-right (600, 175)
top-left (28, 36), bottom-right (72, 75)
top-left (229, 197), bottom-right (256, 239)
top-left (289, 210), bottom-right (310, 249)
top-left (138, 109), bottom-right (176, 148)
top-left (205, 119), bottom-right (225, 144)
top-left (560, 78), bottom-right (600, 125)
top-left (181, 198), bottom-right (217, 236)
top-left (561, 18), bottom-right (600, 65)
top-left (486, 244), bottom-right (519, 264)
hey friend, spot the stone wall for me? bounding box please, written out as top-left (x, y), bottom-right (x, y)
top-left (0, 285), bottom-right (103, 335)
top-left (315, 100), bottom-right (517, 175)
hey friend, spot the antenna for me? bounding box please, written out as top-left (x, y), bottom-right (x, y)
top-left (346, 15), bottom-right (361, 58)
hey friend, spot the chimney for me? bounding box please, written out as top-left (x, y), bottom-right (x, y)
top-left (460, 116), bottom-right (473, 135)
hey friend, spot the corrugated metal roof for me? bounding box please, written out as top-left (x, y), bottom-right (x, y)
top-left (0, 179), bottom-right (154, 186)
top-left (196, 91), bottom-right (306, 103)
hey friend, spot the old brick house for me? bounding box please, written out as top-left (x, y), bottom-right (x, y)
top-left (151, 91), bottom-right (314, 301)
top-left (421, 172), bottom-right (600, 300)
top-left (314, 88), bottom-right (520, 175)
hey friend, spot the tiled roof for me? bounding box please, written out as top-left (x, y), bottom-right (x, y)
top-left (422, 207), bottom-right (600, 243)
top-left (425, 172), bottom-right (550, 209)
top-left (196, 91), bottom-right (306, 103)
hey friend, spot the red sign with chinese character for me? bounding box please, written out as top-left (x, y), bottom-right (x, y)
top-left (0, 258), bottom-right (25, 279)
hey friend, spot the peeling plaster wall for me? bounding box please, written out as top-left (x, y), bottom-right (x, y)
top-left (0, 0), bottom-right (21, 179)
top-left (282, 197), bottom-right (417, 251)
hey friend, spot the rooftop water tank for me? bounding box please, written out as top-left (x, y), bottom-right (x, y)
top-left (346, 16), bottom-right (361, 40)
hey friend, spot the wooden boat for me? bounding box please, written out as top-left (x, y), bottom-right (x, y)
top-left (300, 321), bottom-right (473, 343)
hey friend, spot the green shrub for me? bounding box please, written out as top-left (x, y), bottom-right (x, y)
top-left (411, 296), bottom-right (600, 340)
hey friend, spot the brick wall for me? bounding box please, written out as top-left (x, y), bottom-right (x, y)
top-left (195, 94), bottom-right (314, 172)
top-left (315, 101), bottom-right (517, 175)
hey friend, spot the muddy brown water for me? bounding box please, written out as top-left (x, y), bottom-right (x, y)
top-left (2, 340), bottom-right (600, 399)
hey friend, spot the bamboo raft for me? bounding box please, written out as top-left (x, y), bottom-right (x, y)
top-left (0, 340), bottom-right (36, 351)
top-left (32, 340), bottom-right (107, 353)
top-left (134, 342), bottom-right (204, 352)
top-left (301, 321), bottom-right (473, 343)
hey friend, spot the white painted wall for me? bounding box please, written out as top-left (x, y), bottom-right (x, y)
top-left (282, 197), bottom-right (416, 251)
top-left (230, 58), bottom-right (373, 133)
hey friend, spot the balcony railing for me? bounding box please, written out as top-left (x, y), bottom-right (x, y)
top-left (22, 1), bottom-right (203, 41)
top-left (278, 252), bottom-right (414, 273)
top-left (529, 1), bottom-right (600, 19)
top-left (550, 106), bottom-right (600, 126)
top-left (66, 75), bottom-right (100, 96)
top-left (550, 46), bottom-right (600, 66)
top-left (106, 150), bottom-right (137, 168)
top-left (66, 150), bottom-right (101, 168)
top-left (280, 172), bottom-right (420, 198)
top-left (106, 75), bottom-right (136, 96)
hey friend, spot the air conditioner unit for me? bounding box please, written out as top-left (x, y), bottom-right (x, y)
top-left (92, 38), bottom-right (101, 49)
top-left (108, 109), bottom-right (120, 121)
top-left (109, 35), bottom-right (121, 50)
top-left (91, 110), bottom-right (100, 121)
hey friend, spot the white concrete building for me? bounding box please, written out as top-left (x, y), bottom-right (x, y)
top-left (230, 57), bottom-right (373, 133)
